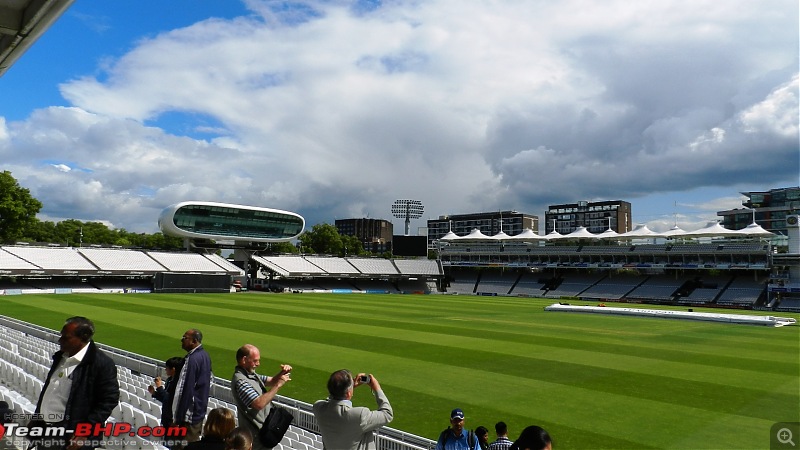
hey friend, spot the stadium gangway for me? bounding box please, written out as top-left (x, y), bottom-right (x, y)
top-left (0, 316), bottom-right (438, 450)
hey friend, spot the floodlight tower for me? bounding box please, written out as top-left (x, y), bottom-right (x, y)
top-left (391, 199), bottom-right (424, 235)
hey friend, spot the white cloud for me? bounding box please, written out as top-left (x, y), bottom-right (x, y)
top-left (2, 0), bottom-right (796, 233)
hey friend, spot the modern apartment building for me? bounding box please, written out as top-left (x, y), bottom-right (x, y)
top-left (717, 186), bottom-right (800, 234)
top-left (335, 218), bottom-right (393, 253)
top-left (544, 200), bottom-right (632, 234)
top-left (427, 210), bottom-right (539, 241)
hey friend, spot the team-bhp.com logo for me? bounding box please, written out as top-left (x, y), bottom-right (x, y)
top-left (0, 422), bottom-right (187, 448)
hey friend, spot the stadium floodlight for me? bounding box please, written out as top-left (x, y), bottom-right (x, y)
top-left (391, 199), bottom-right (424, 236)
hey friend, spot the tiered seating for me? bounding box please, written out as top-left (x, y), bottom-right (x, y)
top-left (476, 271), bottom-right (517, 295)
top-left (204, 254), bottom-right (246, 276)
top-left (78, 248), bottom-right (167, 271)
top-left (304, 257), bottom-right (360, 274)
top-left (625, 275), bottom-right (682, 301)
top-left (717, 276), bottom-right (765, 305)
top-left (393, 259), bottom-right (442, 276)
top-left (146, 251), bottom-right (231, 272)
top-left (3, 246), bottom-right (97, 270)
top-left (446, 269), bottom-right (478, 294)
top-left (260, 257), bottom-right (327, 275)
top-left (682, 288), bottom-right (722, 303)
top-left (544, 273), bottom-right (605, 298)
top-left (346, 258), bottom-right (399, 275)
top-left (580, 275), bottom-right (644, 299)
top-left (511, 273), bottom-right (547, 296)
top-left (0, 248), bottom-right (40, 269)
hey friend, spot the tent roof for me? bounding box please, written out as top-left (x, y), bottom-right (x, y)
top-left (561, 226), bottom-right (599, 240)
top-left (460, 228), bottom-right (494, 240)
top-left (683, 221), bottom-right (740, 237)
top-left (439, 231), bottom-right (460, 240)
top-left (543, 230), bottom-right (565, 240)
top-left (596, 228), bottom-right (620, 239)
top-left (618, 224), bottom-right (661, 238)
top-left (736, 222), bottom-right (775, 236)
top-left (491, 231), bottom-right (512, 240)
top-left (660, 225), bottom-right (687, 238)
top-left (508, 228), bottom-right (546, 241)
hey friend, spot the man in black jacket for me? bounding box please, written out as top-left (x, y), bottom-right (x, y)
top-left (35, 316), bottom-right (120, 450)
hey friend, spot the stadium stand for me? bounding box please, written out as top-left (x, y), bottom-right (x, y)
top-left (303, 256), bottom-right (361, 274)
top-left (0, 318), bottom-right (436, 450)
top-left (579, 273), bottom-right (645, 300)
top-left (0, 248), bottom-right (40, 270)
top-left (392, 259), bottom-right (442, 276)
top-left (346, 258), bottom-right (399, 275)
top-left (544, 273), bottom-right (606, 298)
top-left (624, 275), bottom-right (683, 302)
top-left (445, 269), bottom-right (479, 294)
top-left (716, 275), bottom-right (767, 306)
top-left (258, 256), bottom-right (328, 275)
top-left (77, 248), bottom-right (168, 272)
top-left (3, 246), bottom-right (97, 271)
top-left (510, 272), bottom-right (548, 296)
top-left (146, 251), bottom-right (232, 273)
top-left (475, 270), bottom-right (519, 295)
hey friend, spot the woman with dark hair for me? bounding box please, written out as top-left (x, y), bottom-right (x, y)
top-left (509, 426), bottom-right (552, 450)
top-left (185, 408), bottom-right (237, 450)
top-left (149, 356), bottom-right (185, 426)
top-left (475, 426), bottom-right (490, 450)
top-left (225, 427), bottom-right (254, 450)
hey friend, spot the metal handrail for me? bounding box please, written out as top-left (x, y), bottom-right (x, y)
top-left (0, 315), bottom-right (436, 450)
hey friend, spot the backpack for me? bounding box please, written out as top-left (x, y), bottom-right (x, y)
top-left (438, 428), bottom-right (476, 450)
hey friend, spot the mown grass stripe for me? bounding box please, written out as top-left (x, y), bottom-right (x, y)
top-left (2, 293), bottom-right (797, 450)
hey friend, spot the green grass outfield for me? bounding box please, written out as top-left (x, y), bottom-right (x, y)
top-left (2, 293), bottom-right (799, 449)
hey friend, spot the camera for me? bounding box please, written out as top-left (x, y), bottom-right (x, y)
top-left (359, 375), bottom-right (370, 384)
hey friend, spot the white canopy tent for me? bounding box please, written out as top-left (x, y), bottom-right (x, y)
top-left (507, 228), bottom-right (547, 241)
top-left (595, 228), bottom-right (621, 239)
top-left (682, 221), bottom-right (741, 238)
top-left (617, 224), bottom-right (662, 239)
top-left (735, 222), bottom-right (775, 237)
top-left (559, 226), bottom-right (600, 240)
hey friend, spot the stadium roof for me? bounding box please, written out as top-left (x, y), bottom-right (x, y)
top-left (438, 221), bottom-right (774, 242)
top-left (0, 0), bottom-right (76, 77)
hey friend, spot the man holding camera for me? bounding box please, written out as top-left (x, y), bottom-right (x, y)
top-left (313, 370), bottom-right (393, 450)
top-left (231, 344), bottom-right (292, 450)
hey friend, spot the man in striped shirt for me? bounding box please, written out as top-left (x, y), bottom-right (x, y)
top-left (488, 422), bottom-right (513, 450)
top-left (231, 344), bottom-right (292, 450)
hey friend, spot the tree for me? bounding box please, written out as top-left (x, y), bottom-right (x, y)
top-left (298, 223), bottom-right (343, 255)
top-left (268, 241), bottom-right (299, 254)
top-left (0, 171), bottom-right (43, 243)
top-left (340, 234), bottom-right (364, 256)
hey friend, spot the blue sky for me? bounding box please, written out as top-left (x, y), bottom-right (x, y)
top-left (0, 0), bottom-right (798, 234)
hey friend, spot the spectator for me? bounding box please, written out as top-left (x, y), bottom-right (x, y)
top-left (231, 344), bottom-right (292, 450)
top-left (148, 356), bottom-right (185, 426)
top-left (475, 426), bottom-right (489, 450)
top-left (225, 427), bottom-right (253, 450)
top-left (488, 422), bottom-right (513, 450)
top-left (435, 408), bottom-right (480, 450)
top-left (34, 316), bottom-right (120, 450)
top-left (0, 400), bottom-right (13, 425)
top-left (509, 426), bottom-right (552, 450)
top-left (172, 329), bottom-right (212, 444)
top-left (312, 370), bottom-right (393, 450)
top-left (185, 408), bottom-right (236, 450)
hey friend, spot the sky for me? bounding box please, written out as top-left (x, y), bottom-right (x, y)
top-left (1, 0), bottom-right (798, 236)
